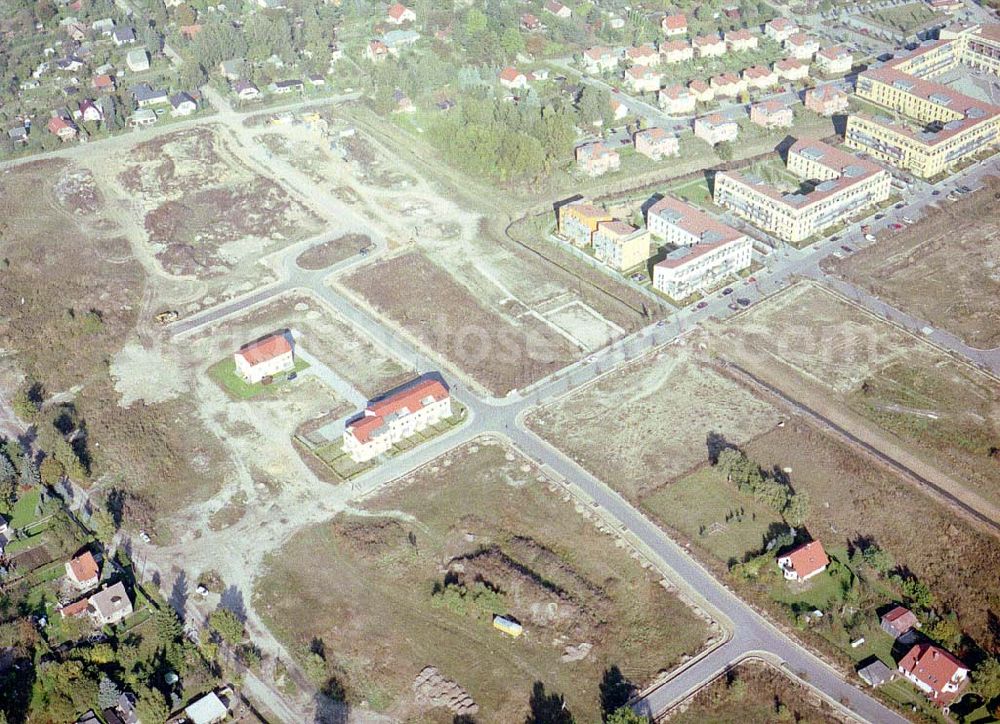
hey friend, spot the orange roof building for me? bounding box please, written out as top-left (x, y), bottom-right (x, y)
top-left (343, 379), bottom-right (452, 462)
top-left (898, 644), bottom-right (969, 706)
top-left (777, 540), bottom-right (829, 581)
top-left (65, 551), bottom-right (100, 588)
top-left (233, 333), bottom-right (295, 384)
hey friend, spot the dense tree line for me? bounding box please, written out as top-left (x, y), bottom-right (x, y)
top-left (715, 448), bottom-right (810, 525)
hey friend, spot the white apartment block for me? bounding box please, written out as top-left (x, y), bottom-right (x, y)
top-left (343, 379), bottom-right (452, 463)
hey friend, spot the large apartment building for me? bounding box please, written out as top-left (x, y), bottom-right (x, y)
top-left (647, 196), bottom-right (752, 299)
top-left (844, 32), bottom-right (1000, 177)
top-left (940, 22), bottom-right (1000, 75)
top-left (592, 220), bottom-right (651, 271)
top-left (343, 379), bottom-right (452, 463)
top-left (557, 201), bottom-right (612, 246)
top-left (714, 140), bottom-right (890, 243)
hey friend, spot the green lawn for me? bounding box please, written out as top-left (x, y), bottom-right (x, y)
top-left (208, 356), bottom-right (310, 400)
top-left (9, 488), bottom-right (41, 528)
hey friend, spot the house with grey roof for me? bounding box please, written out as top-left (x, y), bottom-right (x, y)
top-left (87, 582), bottom-right (133, 626)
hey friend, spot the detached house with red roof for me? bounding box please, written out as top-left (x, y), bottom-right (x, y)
top-left (234, 332), bottom-right (295, 384)
top-left (694, 34), bottom-right (727, 58)
top-left (544, 0), bottom-right (571, 19)
top-left (386, 3), bottom-right (415, 25)
top-left (777, 540), bottom-right (829, 581)
top-left (499, 67), bottom-right (528, 89)
top-left (661, 13), bottom-right (687, 37)
top-left (65, 551), bottom-right (100, 590)
top-left (344, 379), bottom-right (452, 462)
top-left (765, 17), bottom-right (799, 43)
top-left (897, 643), bottom-right (969, 707)
top-left (47, 115), bottom-right (78, 141)
top-left (880, 605), bottom-right (920, 639)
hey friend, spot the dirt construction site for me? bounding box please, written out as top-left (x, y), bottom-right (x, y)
top-left (255, 439), bottom-right (712, 723)
top-left (825, 176), bottom-right (1000, 350)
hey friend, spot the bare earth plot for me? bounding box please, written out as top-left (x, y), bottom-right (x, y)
top-left (527, 345), bottom-right (781, 500)
top-left (825, 176), bottom-right (1000, 349)
top-left (255, 440), bottom-right (710, 723)
top-left (668, 659), bottom-right (847, 724)
top-left (106, 125), bottom-right (323, 279)
top-left (343, 252), bottom-right (587, 396)
top-left (0, 159), bottom-right (228, 516)
top-left (711, 281), bottom-right (1000, 512)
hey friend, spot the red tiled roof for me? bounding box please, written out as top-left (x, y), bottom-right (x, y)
top-left (663, 13), bottom-right (686, 30)
top-left (235, 333), bottom-right (292, 367)
top-left (782, 541), bottom-right (829, 578)
top-left (775, 57), bottom-right (807, 71)
top-left (688, 79), bottom-right (710, 92)
top-left (726, 29), bottom-right (753, 42)
top-left (882, 605), bottom-right (919, 631)
top-left (387, 3), bottom-right (410, 20)
top-left (661, 40), bottom-right (690, 53)
top-left (68, 551), bottom-right (99, 582)
top-left (899, 644), bottom-right (967, 698)
top-left (786, 32), bottom-right (813, 46)
top-left (694, 34), bottom-right (723, 46)
top-left (60, 598), bottom-right (90, 618)
top-left (499, 67), bottom-right (524, 82)
top-left (818, 44), bottom-right (850, 60)
top-left (769, 18), bottom-right (795, 30)
top-left (348, 379), bottom-right (449, 444)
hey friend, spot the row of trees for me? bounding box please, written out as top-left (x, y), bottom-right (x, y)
top-left (715, 447), bottom-right (810, 525)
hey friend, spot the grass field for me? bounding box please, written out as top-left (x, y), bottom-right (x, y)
top-left (826, 177), bottom-right (1000, 349)
top-left (712, 281), bottom-right (1000, 510)
top-left (862, 2), bottom-right (943, 33)
top-left (256, 440), bottom-right (709, 722)
top-left (668, 659), bottom-right (846, 723)
top-left (527, 346), bottom-right (781, 500)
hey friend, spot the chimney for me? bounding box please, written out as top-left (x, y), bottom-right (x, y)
top-left (932, 650), bottom-right (939, 659)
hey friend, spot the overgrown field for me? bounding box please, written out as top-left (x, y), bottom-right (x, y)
top-left (712, 282), bottom-right (1000, 510)
top-left (825, 176), bottom-right (1000, 349)
top-left (255, 440), bottom-right (709, 722)
top-left (0, 159), bottom-right (226, 517)
top-left (527, 346), bottom-right (781, 499)
top-left (668, 660), bottom-right (846, 724)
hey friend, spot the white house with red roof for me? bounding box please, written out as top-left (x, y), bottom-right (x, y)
top-left (499, 67), bottom-right (528, 89)
top-left (47, 116), bottom-right (78, 141)
top-left (694, 34), bottom-right (727, 58)
top-left (777, 540), bottom-right (829, 581)
top-left (65, 551), bottom-right (100, 589)
top-left (765, 17), bottom-right (798, 42)
top-left (660, 39), bottom-right (694, 64)
top-left (897, 643), bottom-right (969, 707)
top-left (386, 3), bottom-right (415, 25)
top-left (582, 46), bottom-right (620, 74)
top-left (661, 13), bottom-right (687, 36)
top-left (544, 0), bottom-right (571, 19)
top-left (659, 84), bottom-right (696, 115)
top-left (344, 379), bottom-right (452, 462)
top-left (233, 333), bottom-right (294, 384)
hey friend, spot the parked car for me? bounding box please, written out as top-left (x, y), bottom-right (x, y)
top-left (902, 216), bottom-right (914, 224)
top-left (864, 233), bottom-right (876, 242)
top-left (728, 302), bottom-right (740, 311)
top-left (736, 297), bottom-right (751, 307)
top-left (874, 213), bottom-right (885, 220)
top-left (696, 300), bottom-right (709, 309)
top-left (747, 276), bottom-right (756, 283)
top-left (894, 202), bottom-right (905, 209)
top-left (721, 287), bottom-right (734, 296)
top-left (841, 245), bottom-right (853, 252)
top-left (931, 189), bottom-right (940, 196)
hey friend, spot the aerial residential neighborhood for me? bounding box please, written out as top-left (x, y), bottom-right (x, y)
top-left (1, 0), bottom-right (999, 722)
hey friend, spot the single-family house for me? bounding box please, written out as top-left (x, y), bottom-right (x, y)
top-left (625, 65), bottom-right (662, 94)
top-left (0, 515), bottom-right (11, 553)
top-left (592, 220), bottom-right (651, 271)
top-left (661, 13), bottom-right (687, 36)
top-left (897, 644), bottom-right (969, 707)
top-left (610, 99), bottom-right (629, 121)
top-left (785, 32), bottom-right (819, 60)
top-left (725, 29), bottom-right (758, 52)
top-left (60, 598), bottom-right (91, 619)
top-left (777, 540), bottom-right (829, 582)
top-left (382, 29), bottom-right (420, 55)
top-left (659, 84), bottom-right (696, 115)
top-left (270, 79), bottom-right (304, 94)
top-left (521, 13), bottom-right (541, 31)
top-left (128, 108), bottom-right (157, 127)
top-left (743, 64), bottom-right (778, 90)
top-left (343, 379), bottom-right (452, 462)
top-left (805, 85), bottom-right (848, 115)
top-left (234, 332), bottom-right (295, 384)
top-left (544, 0), bottom-right (571, 19)
top-left (366, 39), bottom-right (389, 63)
top-left (634, 126), bottom-right (679, 160)
top-left (234, 80), bottom-right (260, 100)
top-left (575, 141), bottom-right (620, 176)
top-left (625, 44), bottom-right (661, 67)
top-left (65, 21), bottom-right (87, 42)
top-left (112, 26), bottom-right (136, 45)
top-left (688, 79), bottom-right (715, 103)
top-left (774, 56), bottom-right (810, 81)
top-left (308, 73), bottom-right (326, 87)
top-left (65, 551), bottom-right (100, 589)
top-left (87, 582), bottom-right (133, 626)
top-left (132, 83), bottom-right (168, 107)
top-left (499, 66), bottom-right (528, 89)
top-left (881, 606), bottom-right (920, 639)
top-left (386, 2), bottom-right (415, 25)
top-left (694, 34), bottom-right (726, 58)
top-left (47, 115), bottom-right (78, 141)
top-left (57, 56), bottom-right (84, 72)
top-left (765, 17), bottom-right (798, 43)
top-left (815, 45), bottom-right (853, 75)
top-left (7, 127), bottom-right (29, 146)
top-left (660, 39), bottom-right (693, 64)
top-left (125, 49), bottom-right (149, 72)
top-left (710, 72), bottom-right (745, 98)
top-left (91, 73), bottom-right (115, 91)
top-left (78, 99), bottom-right (103, 123)
top-left (92, 18), bottom-right (115, 35)
top-left (750, 100), bottom-right (793, 128)
top-left (582, 46), bottom-right (619, 74)
top-left (170, 92), bottom-right (197, 116)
